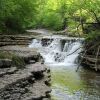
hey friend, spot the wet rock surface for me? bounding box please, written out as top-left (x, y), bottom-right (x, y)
top-left (0, 46), bottom-right (51, 100)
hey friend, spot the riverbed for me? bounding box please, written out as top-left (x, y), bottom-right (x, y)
top-left (51, 65), bottom-right (100, 100)
top-left (29, 34), bottom-right (100, 100)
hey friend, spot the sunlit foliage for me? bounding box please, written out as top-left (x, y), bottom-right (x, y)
top-left (0, 0), bottom-right (100, 33)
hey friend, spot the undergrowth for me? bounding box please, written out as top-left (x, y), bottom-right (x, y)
top-left (0, 51), bottom-right (25, 69)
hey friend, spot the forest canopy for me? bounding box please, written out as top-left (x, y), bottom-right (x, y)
top-left (0, 0), bottom-right (100, 34)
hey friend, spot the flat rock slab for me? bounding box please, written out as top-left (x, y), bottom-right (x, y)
top-left (21, 80), bottom-right (51, 100)
top-left (0, 63), bottom-right (46, 90)
top-left (0, 46), bottom-right (41, 63)
top-left (0, 67), bottom-right (17, 77)
top-left (0, 35), bottom-right (34, 46)
top-left (0, 46), bottom-right (38, 53)
top-left (0, 63), bottom-right (51, 100)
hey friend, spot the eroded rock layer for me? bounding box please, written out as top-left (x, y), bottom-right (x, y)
top-left (0, 46), bottom-right (51, 100)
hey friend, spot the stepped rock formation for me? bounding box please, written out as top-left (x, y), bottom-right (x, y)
top-left (0, 35), bottom-right (33, 46)
top-left (0, 46), bottom-right (51, 100)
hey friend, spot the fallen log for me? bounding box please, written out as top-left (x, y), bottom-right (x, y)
top-left (81, 56), bottom-right (100, 63)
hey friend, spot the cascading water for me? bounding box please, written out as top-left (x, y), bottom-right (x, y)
top-left (29, 36), bottom-right (83, 66)
top-left (29, 39), bottom-right (42, 48)
top-left (29, 36), bottom-right (84, 99)
top-left (29, 36), bottom-right (100, 100)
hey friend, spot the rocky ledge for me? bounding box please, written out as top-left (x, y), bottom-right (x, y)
top-left (0, 35), bottom-right (33, 46)
top-left (0, 46), bottom-right (51, 100)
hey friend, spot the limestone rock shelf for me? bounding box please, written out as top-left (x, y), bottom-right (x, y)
top-left (0, 63), bottom-right (51, 100)
top-left (0, 46), bottom-right (51, 100)
top-left (0, 46), bottom-right (42, 64)
top-left (0, 35), bottom-right (34, 46)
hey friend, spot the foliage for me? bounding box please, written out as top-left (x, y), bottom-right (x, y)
top-left (0, 0), bottom-right (100, 34)
top-left (42, 12), bottom-right (63, 30)
top-left (0, 0), bottom-right (38, 33)
top-left (85, 30), bottom-right (100, 41)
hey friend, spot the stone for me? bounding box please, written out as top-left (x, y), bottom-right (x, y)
top-left (0, 42), bottom-right (51, 99)
top-left (0, 59), bottom-right (12, 68)
top-left (7, 67), bottom-right (17, 74)
top-left (0, 67), bottom-right (17, 77)
top-left (0, 60), bottom-right (3, 67)
top-left (0, 46), bottom-right (41, 64)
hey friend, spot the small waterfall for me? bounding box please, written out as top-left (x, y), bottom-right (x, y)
top-left (29, 36), bottom-right (84, 66)
top-left (63, 43), bottom-right (69, 52)
top-left (29, 39), bottom-right (42, 48)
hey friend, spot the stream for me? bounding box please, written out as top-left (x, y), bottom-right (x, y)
top-left (29, 35), bottom-right (100, 100)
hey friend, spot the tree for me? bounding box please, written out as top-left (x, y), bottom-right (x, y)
top-left (0, 0), bottom-right (38, 33)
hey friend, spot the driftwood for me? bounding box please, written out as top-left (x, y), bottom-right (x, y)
top-left (82, 56), bottom-right (100, 62)
top-left (95, 46), bottom-right (100, 71)
top-left (76, 50), bottom-right (87, 72)
top-left (61, 42), bottom-right (99, 72)
top-left (80, 43), bottom-right (100, 71)
top-left (85, 42), bottom-right (100, 51)
top-left (66, 46), bottom-right (82, 57)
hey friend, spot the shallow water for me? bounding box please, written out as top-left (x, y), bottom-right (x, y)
top-left (50, 65), bottom-right (100, 100)
top-left (29, 35), bottom-right (100, 100)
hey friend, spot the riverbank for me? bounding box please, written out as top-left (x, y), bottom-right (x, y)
top-left (0, 29), bottom-right (100, 100)
top-left (81, 35), bottom-right (100, 71)
top-left (0, 45), bottom-right (51, 100)
top-left (27, 32), bottom-right (100, 100)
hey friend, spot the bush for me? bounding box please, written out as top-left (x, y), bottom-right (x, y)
top-left (85, 30), bottom-right (100, 41)
top-left (0, 0), bottom-right (37, 33)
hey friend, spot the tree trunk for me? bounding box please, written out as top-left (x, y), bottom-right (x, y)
top-left (62, 17), bottom-right (67, 30)
top-left (80, 9), bottom-right (84, 34)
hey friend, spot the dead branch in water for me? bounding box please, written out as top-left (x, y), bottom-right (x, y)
top-left (66, 46), bottom-right (82, 57)
top-left (76, 50), bottom-right (87, 72)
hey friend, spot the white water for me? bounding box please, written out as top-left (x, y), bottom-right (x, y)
top-left (29, 36), bottom-right (100, 100)
top-left (29, 36), bottom-right (83, 67)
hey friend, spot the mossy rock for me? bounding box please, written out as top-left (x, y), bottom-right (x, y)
top-left (12, 55), bottom-right (25, 69)
top-left (0, 51), bottom-right (25, 69)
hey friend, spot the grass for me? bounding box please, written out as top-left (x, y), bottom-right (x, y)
top-left (0, 51), bottom-right (25, 69)
top-left (0, 51), bottom-right (12, 59)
